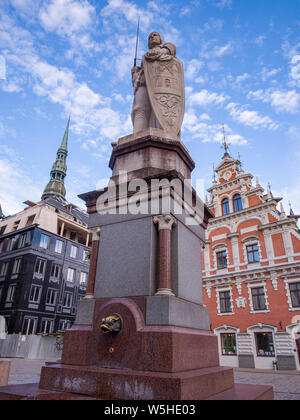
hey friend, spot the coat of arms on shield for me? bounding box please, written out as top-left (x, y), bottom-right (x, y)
top-left (143, 56), bottom-right (185, 139)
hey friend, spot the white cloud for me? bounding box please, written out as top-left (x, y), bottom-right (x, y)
top-left (290, 54), bottom-right (300, 86)
top-left (226, 102), bottom-right (279, 130)
top-left (0, 12), bottom-right (130, 142)
top-left (261, 67), bottom-right (281, 82)
top-left (188, 89), bottom-right (229, 107)
top-left (0, 145), bottom-right (42, 214)
top-left (185, 59), bottom-right (204, 80)
top-left (248, 89), bottom-right (300, 114)
top-left (254, 35), bottom-right (266, 48)
top-left (39, 0), bottom-right (95, 36)
top-left (182, 109), bottom-right (247, 146)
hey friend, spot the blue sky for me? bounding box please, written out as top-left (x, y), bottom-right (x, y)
top-left (0, 0), bottom-right (300, 217)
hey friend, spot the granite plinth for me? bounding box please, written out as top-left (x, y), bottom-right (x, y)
top-left (0, 383), bottom-right (97, 400)
top-left (109, 132), bottom-right (195, 183)
top-left (39, 364), bottom-right (234, 400)
top-left (61, 298), bottom-right (219, 373)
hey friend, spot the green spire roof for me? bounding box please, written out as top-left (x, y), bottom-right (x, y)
top-left (59, 114), bottom-right (70, 154)
top-left (41, 116), bottom-right (70, 201)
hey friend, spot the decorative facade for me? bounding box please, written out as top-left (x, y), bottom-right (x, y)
top-left (0, 118), bottom-right (91, 335)
top-left (202, 149), bottom-right (300, 370)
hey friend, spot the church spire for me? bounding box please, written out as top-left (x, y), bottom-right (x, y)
top-left (41, 115), bottom-right (70, 201)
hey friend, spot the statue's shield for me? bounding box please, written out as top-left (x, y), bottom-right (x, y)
top-left (143, 56), bottom-right (185, 138)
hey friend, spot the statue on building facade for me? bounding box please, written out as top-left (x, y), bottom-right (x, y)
top-left (131, 32), bottom-right (185, 139)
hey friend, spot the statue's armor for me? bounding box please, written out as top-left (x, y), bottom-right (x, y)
top-left (131, 42), bottom-right (176, 133)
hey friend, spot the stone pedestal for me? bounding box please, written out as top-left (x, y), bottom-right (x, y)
top-left (0, 131), bottom-right (274, 400)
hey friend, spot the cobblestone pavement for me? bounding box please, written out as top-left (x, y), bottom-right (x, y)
top-left (234, 369), bottom-right (300, 400)
top-left (2, 358), bottom-right (300, 400)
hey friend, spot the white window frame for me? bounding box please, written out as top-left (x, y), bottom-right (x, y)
top-left (242, 236), bottom-right (262, 267)
top-left (40, 234), bottom-right (50, 250)
top-left (41, 318), bottom-right (54, 335)
top-left (22, 317), bottom-right (38, 335)
top-left (216, 286), bottom-right (235, 316)
top-left (29, 285), bottom-right (42, 304)
top-left (284, 278), bottom-right (300, 311)
top-left (6, 285), bottom-right (16, 302)
top-left (63, 292), bottom-right (73, 308)
top-left (0, 261), bottom-right (9, 277)
top-left (46, 288), bottom-right (57, 306)
top-left (247, 281), bottom-right (270, 314)
top-left (79, 271), bottom-right (88, 285)
top-left (50, 263), bottom-right (61, 280)
top-left (12, 257), bottom-right (22, 274)
top-left (70, 245), bottom-right (78, 259)
top-left (55, 239), bottom-right (63, 254)
top-left (66, 267), bottom-right (75, 283)
top-left (34, 258), bottom-right (46, 279)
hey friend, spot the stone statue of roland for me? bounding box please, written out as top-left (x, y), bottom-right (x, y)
top-left (131, 32), bottom-right (185, 139)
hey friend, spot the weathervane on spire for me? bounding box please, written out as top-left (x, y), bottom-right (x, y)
top-left (221, 123), bottom-right (230, 158)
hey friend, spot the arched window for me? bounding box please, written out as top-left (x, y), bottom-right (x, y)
top-left (233, 194), bottom-right (243, 212)
top-left (222, 198), bottom-right (230, 215)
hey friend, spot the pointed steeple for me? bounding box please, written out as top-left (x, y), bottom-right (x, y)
top-left (0, 203), bottom-right (5, 220)
top-left (41, 115), bottom-right (70, 201)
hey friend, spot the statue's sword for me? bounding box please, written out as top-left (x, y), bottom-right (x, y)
top-left (134, 16), bottom-right (140, 67)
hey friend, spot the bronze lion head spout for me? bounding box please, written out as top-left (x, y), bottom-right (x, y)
top-left (100, 314), bottom-right (123, 335)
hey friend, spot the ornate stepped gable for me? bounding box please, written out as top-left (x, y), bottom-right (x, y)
top-left (202, 147), bottom-right (300, 336)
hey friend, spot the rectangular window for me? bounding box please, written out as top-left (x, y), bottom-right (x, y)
top-left (66, 268), bottom-right (75, 283)
top-left (219, 291), bottom-right (232, 313)
top-left (29, 285), bottom-right (42, 303)
top-left (217, 250), bottom-right (227, 269)
top-left (221, 333), bottom-right (237, 355)
top-left (7, 237), bottom-right (15, 252)
top-left (79, 272), bottom-right (88, 285)
top-left (34, 258), bottom-right (46, 276)
top-left (18, 233), bottom-right (27, 248)
top-left (63, 292), bottom-right (73, 308)
top-left (40, 234), bottom-right (50, 249)
top-left (289, 282), bottom-right (300, 308)
top-left (12, 258), bottom-right (22, 274)
top-left (58, 319), bottom-right (72, 331)
top-left (50, 264), bottom-right (61, 280)
top-left (46, 288), bottom-right (57, 306)
top-left (70, 245), bottom-right (78, 259)
top-left (55, 239), bottom-right (63, 254)
top-left (6, 285), bottom-right (16, 302)
top-left (0, 261), bottom-right (9, 276)
top-left (251, 287), bottom-right (266, 311)
top-left (25, 215), bottom-right (35, 227)
top-left (82, 250), bottom-right (89, 261)
top-left (41, 319), bottom-right (54, 335)
top-left (255, 332), bottom-right (275, 357)
top-left (247, 244), bottom-right (260, 263)
top-left (22, 317), bottom-right (37, 335)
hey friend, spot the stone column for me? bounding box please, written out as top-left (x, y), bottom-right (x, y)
top-left (153, 215), bottom-right (177, 296)
top-left (85, 227), bottom-right (101, 299)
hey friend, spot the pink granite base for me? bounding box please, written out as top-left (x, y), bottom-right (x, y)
top-left (39, 364), bottom-right (234, 400)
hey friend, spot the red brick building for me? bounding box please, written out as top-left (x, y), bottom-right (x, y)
top-left (202, 149), bottom-right (300, 370)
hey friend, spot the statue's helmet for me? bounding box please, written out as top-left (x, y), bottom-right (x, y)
top-left (148, 32), bottom-right (164, 48)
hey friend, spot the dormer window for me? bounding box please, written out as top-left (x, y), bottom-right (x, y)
top-left (222, 198), bottom-right (230, 215)
top-left (233, 194), bottom-right (243, 212)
